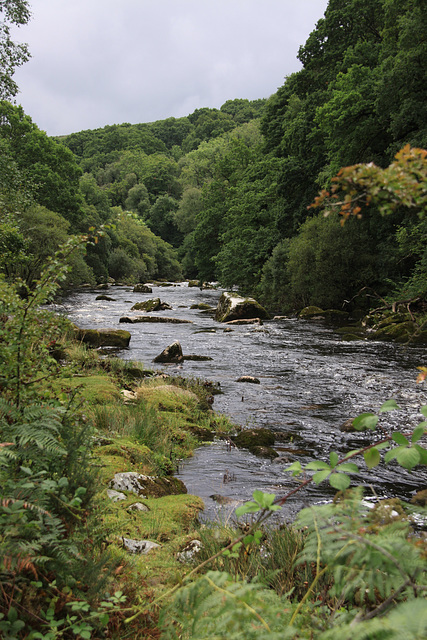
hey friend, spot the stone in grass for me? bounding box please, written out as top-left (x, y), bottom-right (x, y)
top-left (127, 502), bottom-right (149, 513)
top-left (176, 539), bottom-right (202, 563)
top-left (122, 538), bottom-right (160, 554)
top-left (109, 471), bottom-right (187, 498)
top-left (107, 489), bottom-right (127, 502)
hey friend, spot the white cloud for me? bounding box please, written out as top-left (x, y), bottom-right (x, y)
top-left (12, 0), bottom-right (328, 135)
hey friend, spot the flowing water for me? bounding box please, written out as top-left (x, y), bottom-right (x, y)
top-left (60, 283), bottom-right (427, 523)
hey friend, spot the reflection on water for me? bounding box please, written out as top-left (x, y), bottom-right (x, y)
top-left (60, 283), bottom-right (427, 521)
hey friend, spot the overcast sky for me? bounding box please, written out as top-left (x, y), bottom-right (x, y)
top-left (12, 0), bottom-right (329, 136)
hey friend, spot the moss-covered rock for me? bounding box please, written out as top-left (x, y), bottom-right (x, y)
top-left (368, 321), bottom-right (417, 342)
top-left (95, 295), bottom-right (116, 301)
top-left (215, 292), bottom-right (269, 323)
top-left (250, 446), bottom-right (279, 459)
top-left (190, 303), bottom-right (213, 310)
top-left (234, 428), bottom-right (275, 455)
top-left (298, 306), bottom-right (324, 318)
top-left (133, 284), bottom-right (153, 293)
top-left (74, 327), bottom-right (131, 348)
top-left (136, 382), bottom-right (199, 412)
top-left (109, 472), bottom-right (187, 498)
top-left (131, 298), bottom-right (172, 312)
top-left (55, 375), bottom-right (122, 404)
top-left (153, 341), bottom-right (184, 363)
top-left (236, 376), bottom-right (260, 384)
top-left (119, 316), bottom-right (192, 324)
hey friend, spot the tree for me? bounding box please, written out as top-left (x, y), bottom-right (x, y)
top-left (0, 102), bottom-right (83, 225)
top-left (0, 0), bottom-right (31, 100)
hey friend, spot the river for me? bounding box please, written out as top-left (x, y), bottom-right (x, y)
top-left (60, 282), bottom-right (427, 523)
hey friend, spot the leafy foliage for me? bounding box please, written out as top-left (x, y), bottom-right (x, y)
top-left (0, 0), bottom-right (31, 100)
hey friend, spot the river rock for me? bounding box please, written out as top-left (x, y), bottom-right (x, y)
top-left (131, 298), bottom-right (172, 312)
top-left (153, 341), bottom-right (184, 363)
top-left (133, 284), bottom-right (153, 293)
top-left (119, 316), bottom-right (192, 324)
top-left (225, 318), bottom-right (263, 326)
top-left (210, 494), bottom-right (239, 506)
top-left (234, 428), bottom-right (275, 452)
top-left (74, 327), bottom-right (131, 348)
top-left (109, 471), bottom-right (187, 497)
top-left (251, 446), bottom-right (279, 459)
top-left (183, 354), bottom-right (213, 361)
top-left (122, 538), bottom-right (160, 554)
top-left (299, 306), bottom-right (325, 318)
top-left (190, 303), bottom-right (213, 310)
top-left (236, 376), bottom-right (260, 384)
top-left (188, 280), bottom-right (200, 287)
top-left (367, 321), bottom-right (420, 343)
top-left (215, 292), bottom-right (269, 323)
top-left (95, 295), bottom-right (116, 301)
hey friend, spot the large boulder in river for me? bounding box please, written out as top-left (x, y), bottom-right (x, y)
top-left (74, 327), bottom-right (131, 348)
top-left (215, 292), bottom-right (269, 323)
top-left (153, 341), bottom-right (184, 363)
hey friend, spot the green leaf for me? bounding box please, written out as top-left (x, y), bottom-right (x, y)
top-left (329, 473), bottom-right (351, 491)
top-left (392, 432), bottom-right (409, 446)
top-left (329, 451), bottom-right (339, 468)
top-left (379, 399), bottom-right (400, 413)
top-left (353, 413), bottom-right (379, 430)
top-left (252, 490), bottom-right (264, 505)
top-left (285, 461), bottom-right (302, 475)
top-left (235, 502), bottom-right (259, 517)
top-left (364, 447), bottom-right (380, 469)
top-left (420, 405), bottom-right (427, 418)
top-left (394, 446), bottom-right (421, 470)
top-left (260, 492), bottom-right (276, 508)
top-left (336, 462), bottom-right (359, 473)
top-left (384, 447), bottom-right (401, 463)
top-left (305, 461), bottom-right (330, 471)
top-left (313, 469), bottom-right (331, 484)
top-left (413, 444), bottom-right (427, 465)
top-left (411, 425), bottom-right (426, 443)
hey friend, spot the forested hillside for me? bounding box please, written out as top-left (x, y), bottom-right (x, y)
top-left (1, 0), bottom-right (426, 316)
